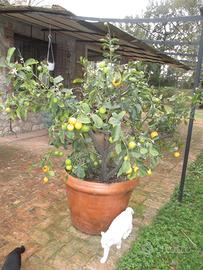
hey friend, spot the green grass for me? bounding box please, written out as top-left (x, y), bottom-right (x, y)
top-left (117, 152), bottom-right (203, 270)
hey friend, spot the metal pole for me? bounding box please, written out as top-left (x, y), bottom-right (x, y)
top-left (178, 11), bottom-right (203, 202)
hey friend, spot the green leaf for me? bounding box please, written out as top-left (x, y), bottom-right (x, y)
top-left (81, 103), bottom-right (91, 113)
top-left (149, 148), bottom-right (159, 157)
top-left (117, 160), bottom-right (131, 177)
top-left (118, 111), bottom-right (126, 120)
top-left (131, 152), bottom-right (141, 159)
top-left (53, 75), bottom-right (64, 84)
top-left (6, 47), bottom-right (15, 63)
top-left (66, 131), bottom-right (75, 140)
top-left (59, 130), bottom-right (65, 144)
top-left (16, 107), bottom-right (22, 120)
top-left (48, 170), bottom-right (55, 177)
top-left (115, 143), bottom-right (122, 155)
top-left (140, 148), bottom-right (148, 155)
top-left (112, 125), bottom-right (121, 142)
top-left (91, 114), bottom-right (103, 128)
top-left (74, 166), bottom-right (86, 179)
top-left (78, 114), bottom-right (91, 124)
top-left (25, 58), bottom-right (38, 66)
top-left (109, 111), bottom-right (126, 127)
top-left (109, 116), bottom-right (120, 126)
top-left (128, 76), bottom-right (137, 82)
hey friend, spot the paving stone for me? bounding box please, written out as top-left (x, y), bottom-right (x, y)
top-left (22, 255), bottom-right (54, 270)
top-left (36, 241), bottom-right (65, 262)
top-left (0, 122), bottom-right (203, 269)
top-left (29, 229), bottom-right (51, 245)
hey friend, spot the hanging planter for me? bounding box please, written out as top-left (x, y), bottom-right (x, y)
top-left (47, 33), bottom-right (55, 71)
top-left (47, 62), bottom-right (55, 71)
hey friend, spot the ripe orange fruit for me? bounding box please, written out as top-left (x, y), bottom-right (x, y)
top-left (43, 176), bottom-right (49, 184)
top-left (42, 166), bottom-right (49, 173)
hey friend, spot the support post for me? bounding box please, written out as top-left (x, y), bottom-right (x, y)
top-left (178, 11), bottom-right (203, 202)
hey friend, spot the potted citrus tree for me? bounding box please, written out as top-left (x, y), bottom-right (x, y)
top-left (1, 30), bottom-right (193, 234)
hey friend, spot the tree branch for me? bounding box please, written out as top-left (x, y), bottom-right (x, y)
top-left (106, 158), bottom-right (123, 180)
top-left (89, 130), bottom-right (104, 155)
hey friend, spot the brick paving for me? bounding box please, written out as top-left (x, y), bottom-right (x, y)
top-left (0, 115), bottom-right (203, 270)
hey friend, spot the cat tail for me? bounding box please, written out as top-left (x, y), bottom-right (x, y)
top-left (19, 246), bottom-right (25, 254)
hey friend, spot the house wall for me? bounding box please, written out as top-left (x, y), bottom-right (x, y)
top-left (0, 16), bottom-right (81, 136)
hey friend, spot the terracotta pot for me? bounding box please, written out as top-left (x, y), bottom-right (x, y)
top-left (66, 175), bottom-right (139, 235)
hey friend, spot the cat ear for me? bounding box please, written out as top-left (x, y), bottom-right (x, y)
top-left (101, 231), bottom-right (105, 236)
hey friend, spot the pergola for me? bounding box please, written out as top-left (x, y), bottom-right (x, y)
top-left (0, 5), bottom-right (189, 69)
top-left (1, 4), bottom-right (202, 202)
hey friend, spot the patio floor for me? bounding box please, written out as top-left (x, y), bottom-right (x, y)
top-left (0, 112), bottom-right (203, 270)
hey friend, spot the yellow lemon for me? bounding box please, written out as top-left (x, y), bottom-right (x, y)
top-left (124, 155), bottom-right (129, 161)
top-left (112, 79), bottom-right (122, 87)
top-left (99, 107), bottom-right (106, 114)
top-left (128, 141), bottom-right (136, 150)
top-left (147, 169), bottom-right (152, 176)
top-left (93, 161), bottom-right (98, 166)
top-left (174, 151), bottom-right (180, 158)
top-left (66, 165), bottom-right (72, 171)
top-left (133, 165), bottom-right (139, 173)
top-left (68, 117), bottom-right (77, 125)
top-left (150, 131), bottom-right (159, 139)
top-left (65, 159), bottom-right (72, 165)
top-left (109, 137), bottom-right (113, 143)
top-left (75, 121), bottom-right (82, 130)
top-left (42, 165), bottom-right (49, 173)
top-left (5, 107), bottom-right (11, 113)
top-left (67, 124), bottom-right (74, 131)
top-left (43, 176), bottom-right (49, 184)
top-left (126, 167), bottom-right (133, 175)
top-left (140, 137), bottom-right (145, 143)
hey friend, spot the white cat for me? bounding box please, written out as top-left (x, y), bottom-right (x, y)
top-left (100, 207), bottom-right (134, 264)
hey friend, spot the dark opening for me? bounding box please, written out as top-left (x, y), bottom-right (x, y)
top-left (14, 34), bottom-right (56, 65)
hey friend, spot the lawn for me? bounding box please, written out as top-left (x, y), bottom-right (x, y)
top-left (117, 152), bottom-right (203, 270)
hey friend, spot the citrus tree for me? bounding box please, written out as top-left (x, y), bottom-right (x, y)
top-left (1, 30), bottom-right (198, 183)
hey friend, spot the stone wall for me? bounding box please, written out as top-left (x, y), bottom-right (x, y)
top-left (0, 112), bottom-right (47, 136)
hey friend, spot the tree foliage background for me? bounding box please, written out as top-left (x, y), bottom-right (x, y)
top-left (120, 0), bottom-right (200, 88)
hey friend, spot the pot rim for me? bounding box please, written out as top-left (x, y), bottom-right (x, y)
top-left (66, 174), bottom-right (139, 195)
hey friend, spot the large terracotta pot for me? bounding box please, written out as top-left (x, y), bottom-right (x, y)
top-left (66, 174), bottom-right (139, 235)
